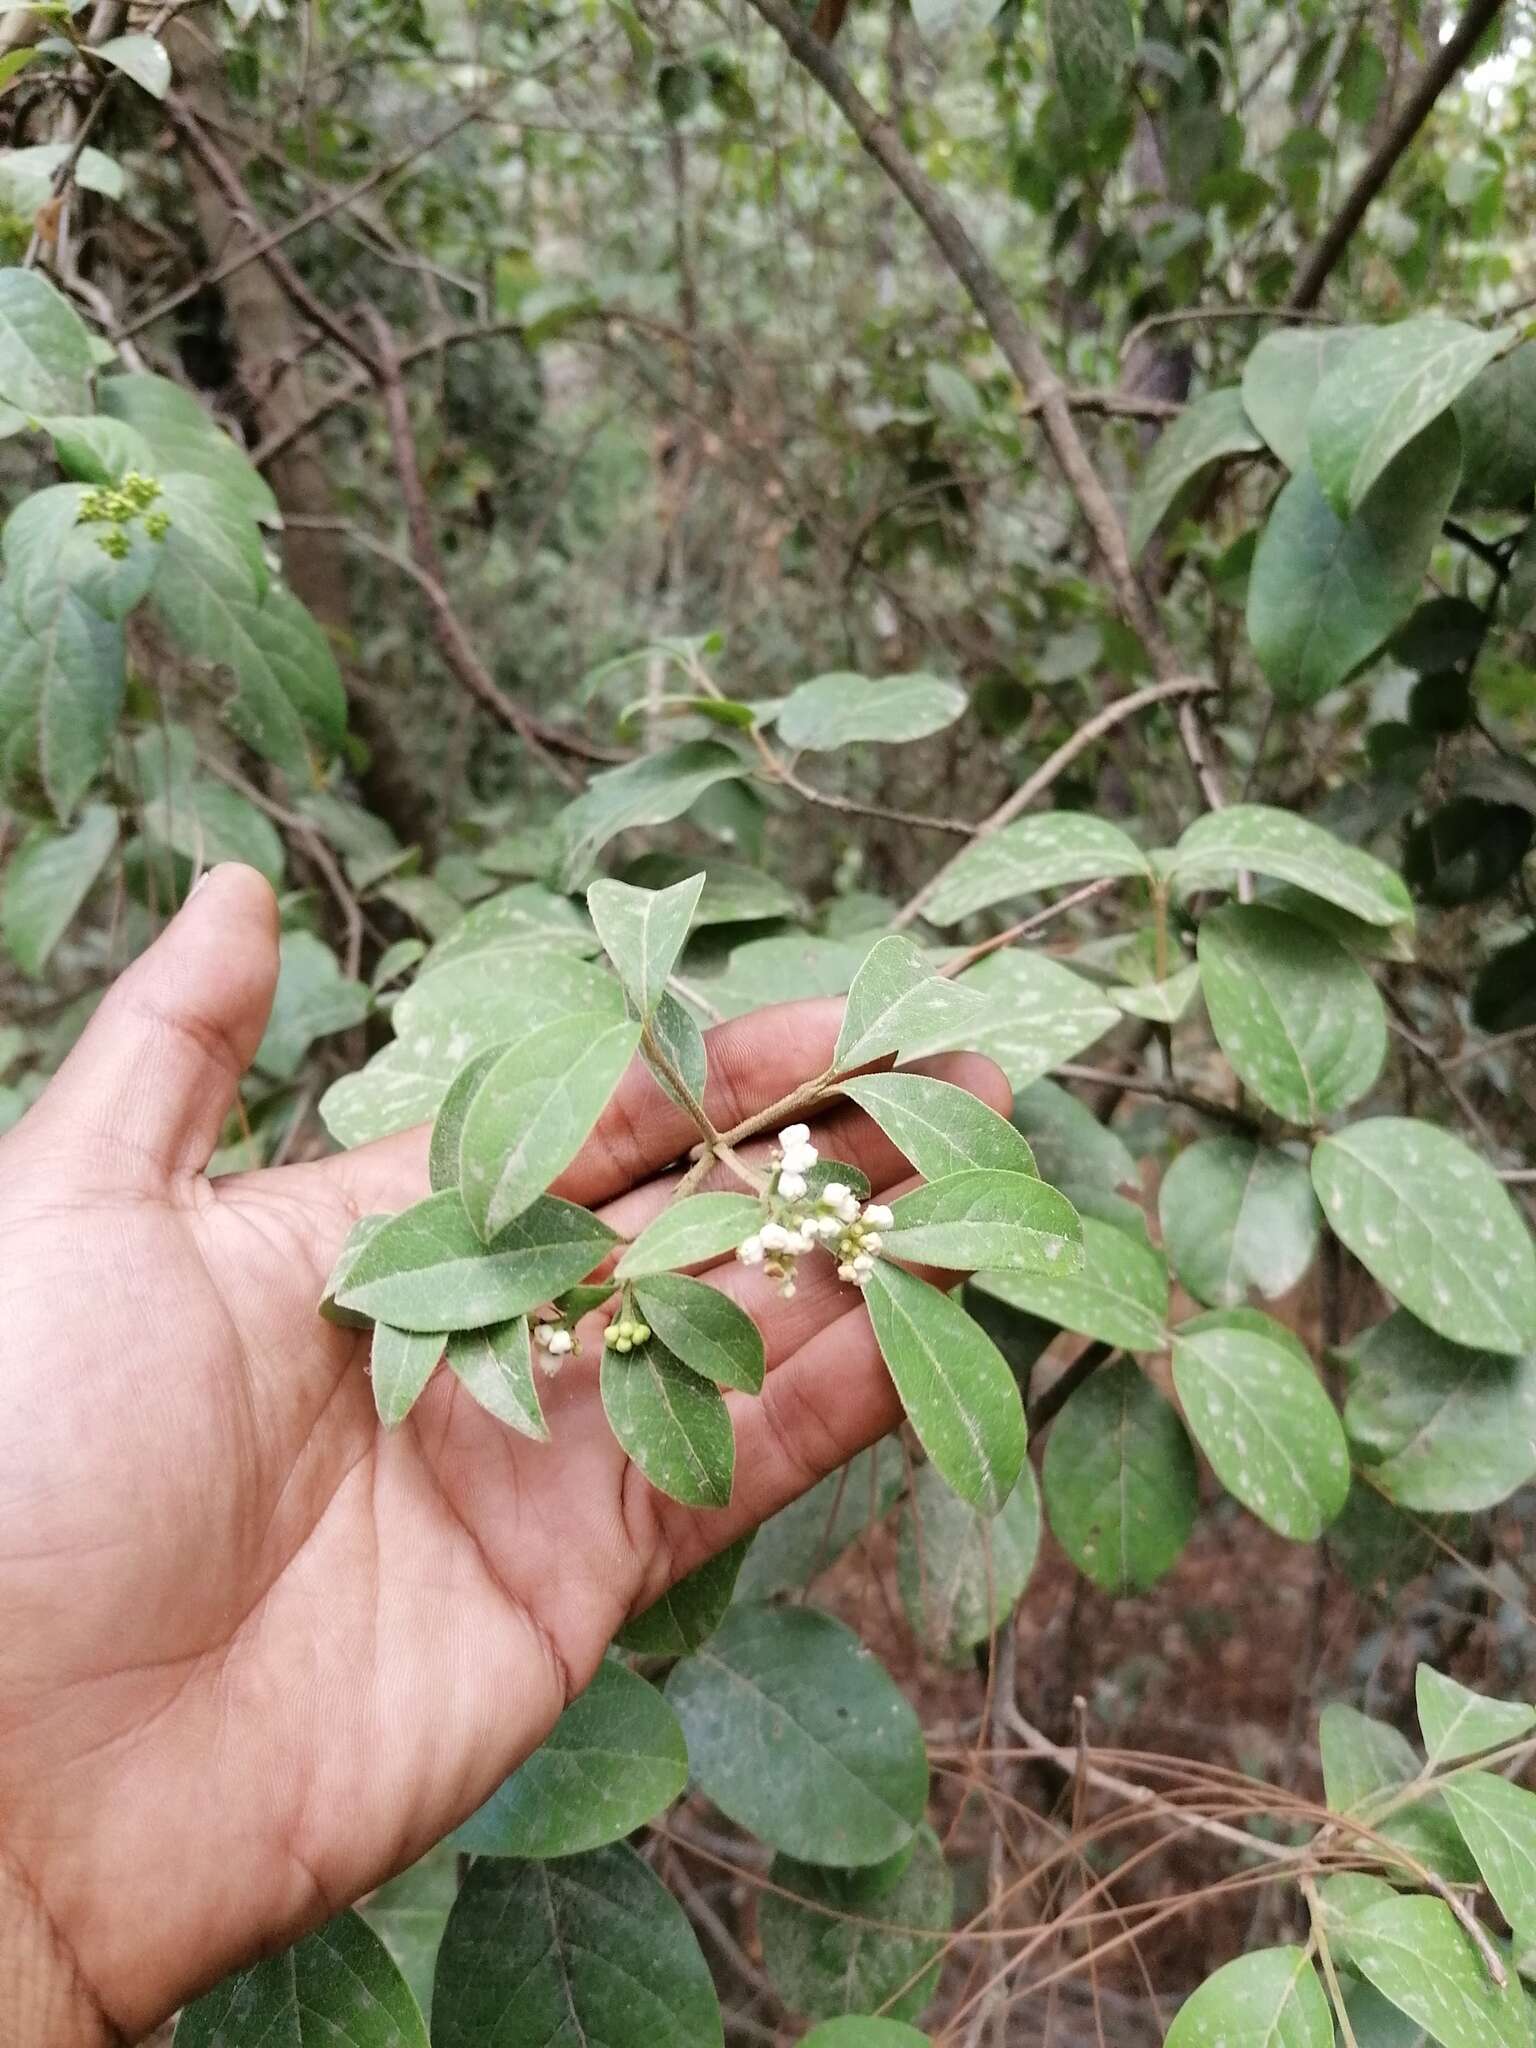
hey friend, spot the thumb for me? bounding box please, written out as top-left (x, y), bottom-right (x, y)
top-left (29, 864), bottom-right (280, 1183)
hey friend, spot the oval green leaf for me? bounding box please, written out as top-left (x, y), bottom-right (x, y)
top-left (760, 1826), bottom-right (953, 2024)
top-left (601, 1337), bottom-right (734, 1507)
top-left (631, 1272), bottom-right (765, 1392)
top-left (897, 1458), bottom-right (1040, 1661)
top-left (176, 1910), bottom-right (428, 2048)
top-left (1043, 1359), bottom-right (1199, 1593)
top-left (370, 1323), bottom-right (443, 1428)
top-left (883, 1168), bottom-right (1082, 1275)
top-left (840, 1071), bottom-right (1037, 1183)
top-left (921, 813), bottom-right (1151, 928)
top-left (615, 1193), bottom-right (765, 1280)
top-left (1165, 1946), bottom-right (1332, 2048)
top-left (1159, 1137), bottom-right (1322, 1308)
top-left (446, 1317), bottom-right (546, 1440)
top-left (1129, 385), bottom-right (1264, 559)
top-left (777, 671), bottom-right (966, 752)
top-left (1173, 804), bottom-right (1412, 927)
top-left (972, 1215), bottom-right (1169, 1353)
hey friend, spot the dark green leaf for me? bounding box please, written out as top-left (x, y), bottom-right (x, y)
top-left (1159, 1138), bottom-right (1322, 1307)
top-left (616, 1537), bottom-right (751, 1655)
top-left (370, 1323), bottom-right (442, 1428)
top-left (446, 1317), bottom-right (546, 1439)
top-left (450, 1658), bottom-right (688, 1857)
top-left (665, 1604), bottom-right (928, 1867)
top-left (760, 1826), bottom-right (952, 2024)
top-left (733, 1442), bottom-right (906, 1602)
top-left (99, 373), bottom-right (278, 525)
top-left (631, 1272), bottom-right (764, 1392)
top-left (254, 932), bottom-right (370, 1081)
top-left (1129, 387), bottom-right (1264, 559)
top-left (972, 1216), bottom-right (1169, 1352)
top-left (897, 1459), bottom-right (1040, 1661)
top-left (1456, 340), bottom-right (1536, 510)
top-left (1, 802), bottom-right (115, 976)
top-left (360, 1849), bottom-right (457, 2026)
top-left (601, 1336), bottom-right (734, 1506)
top-left (1047, 0), bottom-right (1135, 122)
top-left (0, 270), bottom-right (95, 417)
top-left (615, 1193), bottom-right (765, 1280)
top-left (1043, 1360), bottom-right (1199, 1593)
top-left (175, 1910), bottom-right (427, 2047)
top-left (0, 585), bottom-right (124, 821)
top-left (429, 1047), bottom-right (506, 1193)
top-left (840, 1072), bottom-right (1037, 1182)
top-left (553, 741), bottom-right (749, 889)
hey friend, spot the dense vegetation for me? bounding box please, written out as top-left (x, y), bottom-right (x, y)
top-left (3, 0), bottom-right (1536, 2040)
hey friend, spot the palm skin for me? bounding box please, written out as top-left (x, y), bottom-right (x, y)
top-left (0, 865), bottom-right (1006, 2040)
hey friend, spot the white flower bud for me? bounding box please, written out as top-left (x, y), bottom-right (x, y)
top-left (760, 1221), bottom-right (794, 1253)
top-left (837, 1261), bottom-right (858, 1283)
top-left (860, 1232), bottom-right (883, 1253)
top-left (737, 1232), bottom-right (766, 1265)
top-left (781, 1144), bottom-right (818, 1175)
top-left (547, 1328), bottom-right (574, 1356)
top-left (780, 1278), bottom-right (797, 1299)
top-left (820, 1180), bottom-right (852, 1208)
top-left (852, 1251), bottom-right (876, 1277)
top-left (779, 1123), bottom-right (811, 1148)
top-left (777, 1169), bottom-right (808, 1201)
top-left (813, 1212), bottom-right (843, 1240)
top-left (836, 1194), bottom-right (861, 1225)
top-left (862, 1203), bottom-right (894, 1230)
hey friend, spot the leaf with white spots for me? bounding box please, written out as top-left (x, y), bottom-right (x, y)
top-left (839, 1071), bottom-right (1037, 1182)
top-left (833, 935), bottom-right (992, 1071)
top-left (921, 814), bottom-right (1151, 927)
top-left (446, 1317), bottom-right (547, 1440)
top-left (883, 1168), bottom-right (1082, 1276)
top-left (1441, 1772), bottom-right (1536, 1945)
top-left (897, 1458), bottom-right (1040, 1661)
top-left (450, 1658), bottom-right (688, 1858)
top-left (1320, 1704), bottom-right (1476, 1884)
top-left (1129, 385), bottom-right (1265, 559)
top-left (959, 950), bottom-right (1121, 1091)
top-left (1172, 805), bottom-right (1412, 927)
top-left (1309, 316), bottom-right (1513, 517)
top-left (1110, 960), bottom-right (1201, 1023)
top-left (1165, 1946), bottom-right (1332, 2048)
top-left (587, 870), bottom-right (705, 1022)
top-left (1159, 1138), bottom-right (1322, 1308)
top-left (864, 1260), bottom-right (1026, 1513)
top-left (1343, 1310), bottom-right (1536, 1511)
top-left (370, 1324), bottom-right (443, 1428)
top-left (457, 1016), bottom-right (641, 1239)
top-left (631, 1272), bottom-right (765, 1392)
top-left (601, 1336), bottom-right (734, 1506)
top-left (971, 1215), bottom-right (1169, 1352)
top-left (418, 883), bottom-right (598, 974)
top-left (175, 1909), bottom-right (428, 2048)
top-left (776, 671), bottom-right (967, 751)
top-left (1043, 1360), bottom-right (1199, 1593)
top-left (615, 1193), bottom-right (765, 1280)
top-left (1172, 1309), bottom-right (1349, 1540)
top-left (1242, 324), bottom-right (1366, 471)
top-left (664, 1603), bottom-right (928, 1868)
top-left (1344, 1894), bottom-right (1531, 2048)
top-left (1313, 1122), bottom-right (1536, 1356)
top-left (331, 1190), bottom-right (618, 1334)
top-left (1198, 905), bottom-right (1385, 1125)
top-left (552, 740), bottom-right (750, 889)
top-left (1417, 1666), bottom-right (1536, 1767)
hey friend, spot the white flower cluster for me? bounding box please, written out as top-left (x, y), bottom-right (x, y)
top-left (736, 1124), bottom-right (893, 1295)
top-left (533, 1321), bottom-right (576, 1372)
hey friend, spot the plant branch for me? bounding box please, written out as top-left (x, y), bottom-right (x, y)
top-left (1290, 0), bottom-right (1509, 309)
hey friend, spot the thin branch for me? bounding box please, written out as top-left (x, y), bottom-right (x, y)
top-left (1290, 0), bottom-right (1509, 309)
top-left (1052, 1062), bottom-right (1257, 1129)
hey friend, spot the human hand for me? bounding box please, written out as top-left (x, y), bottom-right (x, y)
top-left (0, 866), bottom-right (1008, 2041)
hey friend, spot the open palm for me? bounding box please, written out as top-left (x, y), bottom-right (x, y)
top-left (0, 865), bottom-right (1005, 2039)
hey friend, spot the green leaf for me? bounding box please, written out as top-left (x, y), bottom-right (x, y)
top-left (734, 1441), bottom-right (907, 1602)
top-left (643, 986), bottom-right (709, 1113)
top-left (319, 1215), bottom-right (388, 1329)
top-left (0, 270), bottom-right (95, 417)
top-left (1172, 1310), bottom-right (1349, 1540)
top-left (1310, 317), bottom-right (1512, 517)
top-left (760, 1826), bottom-right (953, 2024)
top-left (43, 414), bottom-right (155, 486)
top-left (142, 782), bottom-right (285, 889)
top-left (864, 1260), bottom-right (1026, 1513)
top-left (883, 1168), bottom-right (1083, 1275)
top-left (397, 948), bottom-right (622, 1054)
top-left (0, 583), bottom-right (124, 821)
top-left (897, 1459), bottom-right (1040, 1661)
top-left (254, 931), bottom-right (370, 1081)
top-left (1043, 1359), bottom-right (1199, 1593)
top-left (1454, 340), bottom-right (1536, 510)
top-left (96, 30), bottom-right (170, 95)
top-left (587, 870), bottom-right (704, 1021)
top-left (840, 1072), bottom-right (1037, 1182)
top-left (959, 950), bottom-right (1121, 1090)
top-left (972, 1216), bottom-right (1169, 1352)
top-left (621, 853), bottom-right (796, 926)
top-left (615, 1193), bottom-right (765, 1280)
top-left (920, 814), bottom-right (1151, 927)
top-left (1197, 904), bottom-right (1386, 1125)
top-left (430, 1845), bottom-right (723, 2048)
top-left (99, 374), bottom-right (278, 525)
top-left (0, 144), bottom-right (125, 212)
top-left (429, 1048), bottom-right (505, 1193)
top-left (1110, 960), bottom-right (1201, 1023)
top-left (446, 1317), bottom-right (547, 1439)
top-left (333, 1190), bottom-right (618, 1333)
top-left (601, 1336), bottom-right (734, 1506)
top-left (1417, 1666), bottom-right (1536, 1767)
top-left (616, 1536), bottom-right (751, 1655)
top-left (552, 740), bottom-right (749, 889)
top-left (1172, 805), bottom-right (1413, 927)
top-left (1344, 1893), bottom-right (1530, 2048)
top-left (2, 802), bottom-right (115, 976)
top-left (1010, 1079), bottom-right (1136, 1196)
top-left (1159, 1138), bottom-right (1322, 1308)
top-left (1441, 1773), bottom-right (1536, 1941)
top-left (1241, 324), bottom-right (1365, 471)
top-left (664, 1603), bottom-right (928, 1868)
top-left (1247, 419), bottom-right (1464, 703)
top-left (801, 2024), bottom-right (931, 2048)
top-left (359, 1849), bottom-right (456, 2026)
top-left (1313, 1122), bottom-right (1536, 1356)
top-left (420, 883), bottom-right (597, 972)
top-left (1343, 1310), bottom-right (1536, 1511)
top-left (776, 672), bottom-right (966, 751)
top-left (1165, 1947), bottom-right (1332, 2048)
top-left (1047, 0), bottom-right (1135, 122)
top-left (1129, 387), bottom-right (1265, 559)
top-left (1505, 520), bottom-right (1536, 630)
top-left (1320, 1704), bottom-right (1476, 1884)
top-left (631, 1272), bottom-right (764, 1392)
top-left (450, 1658), bottom-right (688, 1858)
top-left (701, 933), bottom-right (876, 1018)
top-left (6, 482), bottom-right (159, 626)
top-left (175, 1909), bottom-right (428, 2047)
top-left (833, 935), bottom-right (991, 1071)
top-left (369, 1324), bottom-right (442, 1429)
top-left (156, 471), bottom-right (268, 602)
top-left (457, 1015), bottom-right (640, 1239)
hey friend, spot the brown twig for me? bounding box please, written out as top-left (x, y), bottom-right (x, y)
top-left (1290, 0), bottom-right (1509, 308)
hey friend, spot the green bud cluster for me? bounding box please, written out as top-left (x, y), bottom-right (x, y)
top-left (603, 1316), bottom-right (652, 1354)
top-left (76, 472), bottom-right (169, 557)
